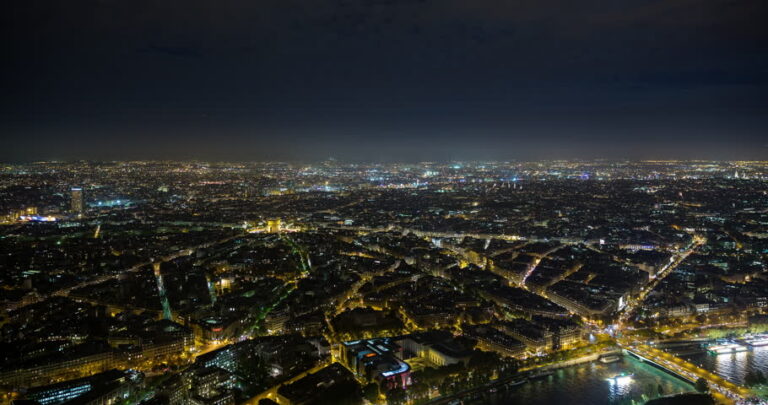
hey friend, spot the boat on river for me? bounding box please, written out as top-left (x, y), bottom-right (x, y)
top-left (707, 343), bottom-right (748, 355)
top-left (529, 371), bottom-right (554, 380)
top-left (744, 336), bottom-right (768, 348)
top-left (605, 372), bottom-right (634, 381)
top-left (600, 355), bottom-right (621, 364)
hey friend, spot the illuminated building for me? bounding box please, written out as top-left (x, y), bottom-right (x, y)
top-left (266, 219), bottom-right (282, 233)
top-left (0, 344), bottom-right (116, 388)
top-left (193, 316), bottom-right (244, 343)
top-left (155, 374), bottom-right (186, 405)
top-left (70, 187), bottom-right (84, 217)
top-left (340, 338), bottom-right (411, 389)
top-left (396, 331), bottom-right (471, 367)
top-left (24, 369), bottom-right (142, 405)
top-left (552, 324), bottom-right (584, 349)
top-left (189, 367), bottom-right (236, 405)
top-left (28, 382), bottom-right (92, 404)
top-left (499, 319), bottom-right (553, 352)
top-left (264, 308), bottom-right (289, 335)
top-left (464, 324), bottom-right (526, 358)
top-left (195, 346), bottom-right (237, 373)
top-left (398, 305), bottom-right (456, 329)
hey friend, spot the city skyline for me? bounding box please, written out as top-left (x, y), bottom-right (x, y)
top-left (2, 1), bottom-right (768, 404)
top-left (1, 160), bottom-right (767, 405)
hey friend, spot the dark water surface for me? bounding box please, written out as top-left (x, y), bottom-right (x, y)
top-left (485, 356), bottom-right (694, 405)
top-left (683, 346), bottom-right (768, 386)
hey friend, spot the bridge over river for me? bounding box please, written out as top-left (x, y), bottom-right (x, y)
top-left (620, 341), bottom-right (751, 403)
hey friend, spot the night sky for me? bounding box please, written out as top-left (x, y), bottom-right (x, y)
top-left (2, 0), bottom-right (767, 162)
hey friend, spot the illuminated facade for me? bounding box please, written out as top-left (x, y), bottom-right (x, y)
top-left (25, 369), bottom-right (142, 405)
top-left (0, 348), bottom-right (115, 388)
top-left (340, 338), bottom-right (411, 390)
top-left (397, 332), bottom-right (471, 367)
top-left (266, 219), bottom-right (282, 233)
top-left (188, 367), bottom-right (236, 405)
top-left (71, 187), bottom-right (85, 217)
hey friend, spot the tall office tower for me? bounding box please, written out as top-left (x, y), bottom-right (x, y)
top-left (71, 187), bottom-right (84, 217)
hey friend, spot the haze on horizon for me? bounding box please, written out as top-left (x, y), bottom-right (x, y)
top-left (2, 0), bottom-right (767, 162)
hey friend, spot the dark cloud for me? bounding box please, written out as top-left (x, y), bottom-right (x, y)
top-left (140, 45), bottom-right (203, 58)
top-left (1, 0), bottom-right (766, 161)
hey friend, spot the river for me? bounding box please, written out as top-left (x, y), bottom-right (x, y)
top-left (682, 346), bottom-right (768, 386)
top-left (482, 355), bottom-right (695, 404)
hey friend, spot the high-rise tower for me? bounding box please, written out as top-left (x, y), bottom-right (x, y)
top-left (71, 187), bottom-right (84, 217)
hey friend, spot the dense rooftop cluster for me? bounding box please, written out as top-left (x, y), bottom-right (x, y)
top-left (0, 160), bottom-right (766, 404)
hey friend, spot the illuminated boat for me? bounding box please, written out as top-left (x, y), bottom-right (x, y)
top-left (605, 372), bottom-right (634, 381)
top-left (600, 355), bottom-right (621, 364)
top-left (707, 343), bottom-right (748, 355)
top-left (745, 338), bottom-right (768, 347)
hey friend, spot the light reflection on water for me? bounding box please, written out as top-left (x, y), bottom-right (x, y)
top-left (607, 375), bottom-right (634, 400)
top-left (683, 346), bottom-right (768, 386)
top-left (486, 356), bottom-right (694, 405)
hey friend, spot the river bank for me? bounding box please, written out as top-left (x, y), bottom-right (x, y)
top-left (520, 348), bottom-right (624, 373)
